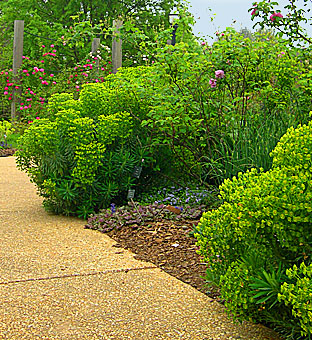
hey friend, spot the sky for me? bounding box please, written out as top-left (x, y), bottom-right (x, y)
top-left (186, 0), bottom-right (312, 41)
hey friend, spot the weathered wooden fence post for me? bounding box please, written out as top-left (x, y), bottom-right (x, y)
top-left (112, 19), bottom-right (122, 74)
top-left (92, 38), bottom-right (100, 74)
top-left (11, 20), bottom-right (24, 122)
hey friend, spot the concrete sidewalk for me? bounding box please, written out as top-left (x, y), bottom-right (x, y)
top-left (0, 157), bottom-right (279, 340)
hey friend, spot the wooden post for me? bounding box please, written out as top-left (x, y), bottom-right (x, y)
top-left (112, 19), bottom-right (122, 74)
top-left (11, 20), bottom-right (24, 122)
top-left (92, 38), bottom-right (100, 74)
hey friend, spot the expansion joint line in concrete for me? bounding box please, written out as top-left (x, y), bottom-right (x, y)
top-left (0, 266), bottom-right (157, 286)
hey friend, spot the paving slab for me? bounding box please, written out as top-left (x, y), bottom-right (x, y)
top-left (0, 157), bottom-right (280, 339)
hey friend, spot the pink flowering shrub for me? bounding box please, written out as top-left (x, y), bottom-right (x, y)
top-left (1, 43), bottom-right (112, 122)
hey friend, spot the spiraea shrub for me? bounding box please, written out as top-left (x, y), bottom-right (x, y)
top-left (195, 119), bottom-right (312, 339)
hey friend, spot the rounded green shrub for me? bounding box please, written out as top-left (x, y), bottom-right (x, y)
top-left (195, 120), bottom-right (312, 338)
top-left (279, 262), bottom-right (312, 338)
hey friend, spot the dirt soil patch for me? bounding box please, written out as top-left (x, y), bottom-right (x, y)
top-left (106, 220), bottom-right (221, 299)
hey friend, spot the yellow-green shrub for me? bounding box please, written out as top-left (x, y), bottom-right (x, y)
top-left (195, 120), bottom-right (312, 337)
top-left (16, 87), bottom-right (139, 218)
top-left (279, 262), bottom-right (312, 337)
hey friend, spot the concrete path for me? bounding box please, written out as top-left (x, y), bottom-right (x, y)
top-left (0, 157), bottom-right (279, 340)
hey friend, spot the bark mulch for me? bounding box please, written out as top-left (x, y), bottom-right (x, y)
top-left (0, 148), bottom-right (17, 157)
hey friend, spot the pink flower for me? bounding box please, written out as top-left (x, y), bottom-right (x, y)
top-left (39, 68), bottom-right (44, 72)
top-left (8, 97), bottom-right (12, 100)
top-left (209, 78), bottom-right (217, 88)
top-left (20, 106), bottom-right (24, 110)
top-left (215, 70), bottom-right (225, 79)
top-left (251, 8), bottom-right (257, 16)
top-left (270, 12), bottom-right (283, 21)
top-left (3, 91), bottom-right (8, 95)
top-left (52, 81), bottom-right (56, 85)
top-left (42, 45), bottom-right (45, 48)
top-left (40, 60), bottom-right (44, 63)
top-left (50, 74), bottom-right (54, 77)
top-left (28, 121), bottom-right (33, 124)
top-left (4, 87), bottom-right (8, 90)
top-left (50, 44), bottom-right (54, 48)
top-left (22, 69), bottom-right (28, 73)
top-left (52, 50), bottom-right (57, 53)
top-left (35, 116), bottom-right (40, 120)
top-left (34, 67), bottom-right (39, 72)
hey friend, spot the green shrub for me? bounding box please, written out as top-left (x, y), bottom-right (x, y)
top-left (0, 120), bottom-right (13, 145)
top-left (16, 93), bottom-right (142, 218)
top-left (279, 262), bottom-right (312, 337)
top-left (195, 120), bottom-right (312, 338)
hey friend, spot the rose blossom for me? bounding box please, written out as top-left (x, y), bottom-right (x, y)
top-left (215, 70), bottom-right (225, 79)
top-left (270, 12), bottom-right (283, 21)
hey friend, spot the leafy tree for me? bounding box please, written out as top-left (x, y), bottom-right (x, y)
top-left (0, 0), bottom-right (183, 66)
top-left (249, 0), bottom-right (312, 46)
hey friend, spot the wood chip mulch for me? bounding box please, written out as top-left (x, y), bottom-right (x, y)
top-left (0, 148), bottom-right (17, 157)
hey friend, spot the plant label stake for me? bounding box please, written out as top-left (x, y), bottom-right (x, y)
top-left (127, 189), bottom-right (145, 223)
top-left (127, 189), bottom-right (135, 200)
top-left (132, 166), bottom-right (142, 179)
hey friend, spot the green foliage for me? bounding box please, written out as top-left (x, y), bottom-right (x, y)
top-left (279, 262), bottom-right (312, 337)
top-left (16, 85), bottom-right (141, 218)
top-left (47, 93), bottom-right (75, 119)
top-left (195, 121), bottom-right (312, 338)
top-left (0, 120), bottom-right (13, 142)
top-left (0, 0), bottom-right (181, 67)
top-left (250, 0), bottom-right (312, 47)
